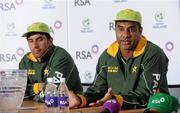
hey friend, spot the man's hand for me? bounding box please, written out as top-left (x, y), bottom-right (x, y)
top-left (89, 88), bottom-right (113, 107)
top-left (38, 83), bottom-right (45, 92)
top-left (69, 91), bottom-right (81, 108)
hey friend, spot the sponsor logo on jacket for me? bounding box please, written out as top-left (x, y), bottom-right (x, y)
top-left (108, 66), bottom-right (118, 73)
top-left (27, 69), bottom-right (35, 75)
top-left (153, 73), bottom-right (161, 94)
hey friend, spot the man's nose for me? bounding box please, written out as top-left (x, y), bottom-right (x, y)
top-left (122, 30), bottom-right (130, 39)
top-left (33, 42), bottom-right (39, 48)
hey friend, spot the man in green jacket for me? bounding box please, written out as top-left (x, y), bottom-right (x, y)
top-left (19, 22), bottom-right (82, 102)
top-left (69, 9), bottom-right (169, 109)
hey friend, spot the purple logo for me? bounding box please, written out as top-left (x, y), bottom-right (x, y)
top-left (15, 0), bottom-right (23, 5)
top-left (165, 41), bottom-right (174, 51)
top-left (54, 20), bottom-right (62, 29)
top-left (91, 44), bottom-right (99, 54)
top-left (16, 48), bottom-right (25, 56)
top-left (45, 96), bottom-right (57, 107)
top-left (57, 96), bottom-right (69, 107)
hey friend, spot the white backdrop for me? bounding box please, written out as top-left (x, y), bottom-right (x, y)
top-left (0, 0), bottom-right (180, 85)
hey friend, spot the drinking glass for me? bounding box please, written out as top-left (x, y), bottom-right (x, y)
top-left (0, 69), bottom-right (27, 113)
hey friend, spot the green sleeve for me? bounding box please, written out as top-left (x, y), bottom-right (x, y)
top-left (46, 48), bottom-right (83, 93)
top-left (84, 52), bottom-right (108, 105)
top-left (35, 48), bottom-right (83, 102)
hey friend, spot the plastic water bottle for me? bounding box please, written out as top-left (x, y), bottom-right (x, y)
top-left (57, 78), bottom-right (70, 113)
top-left (44, 77), bottom-right (58, 113)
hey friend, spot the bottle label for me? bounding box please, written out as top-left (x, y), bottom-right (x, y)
top-left (45, 96), bottom-right (57, 107)
top-left (57, 96), bottom-right (69, 107)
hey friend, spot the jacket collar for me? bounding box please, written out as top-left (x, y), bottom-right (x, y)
top-left (107, 35), bottom-right (147, 58)
top-left (27, 45), bottom-right (55, 62)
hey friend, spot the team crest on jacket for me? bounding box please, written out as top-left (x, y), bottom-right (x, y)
top-left (131, 65), bottom-right (138, 74)
top-left (44, 68), bottom-right (49, 76)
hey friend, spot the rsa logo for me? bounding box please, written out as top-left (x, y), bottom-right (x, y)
top-left (76, 50), bottom-right (92, 59)
top-left (0, 53), bottom-right (17, 62)
top-left (75, 45), bottom-right (99, 60)
top-left (74, 0), bottom-right (91, 7)
top-left (0, 2), bottom-right (16, 11)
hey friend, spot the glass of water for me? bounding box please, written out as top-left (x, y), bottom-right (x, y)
top-left (0, 69), bottom-right (27, 113)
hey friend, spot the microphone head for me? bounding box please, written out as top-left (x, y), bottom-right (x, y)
top-left (102, 99), bottom-right (121, 113)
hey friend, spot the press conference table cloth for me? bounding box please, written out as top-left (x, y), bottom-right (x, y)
top-left (18, 100), bottom-right (146, 113)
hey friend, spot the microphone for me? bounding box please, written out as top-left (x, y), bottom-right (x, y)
top-left (99, 99), bottom-right (121, 113)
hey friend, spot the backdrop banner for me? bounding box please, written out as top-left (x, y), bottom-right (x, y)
top-left (0, 0), bottom-right (179, 85)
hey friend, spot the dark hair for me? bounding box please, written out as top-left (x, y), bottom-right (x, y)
top-left (26, 32), bottom-right (51, 39)
top-left (115, 20), bottom-right (142, 28)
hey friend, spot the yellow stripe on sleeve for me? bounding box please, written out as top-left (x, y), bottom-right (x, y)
top-left (77, 94), bottom-right (87, 107)
top-left (115, 95), bottom-right (123, 106)
top-left (33, 83), bottom-right (39, 94)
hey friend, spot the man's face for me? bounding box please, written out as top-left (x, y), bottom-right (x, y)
top-left (27, 33), bottom-right (52, 58)
top-left (115, 21), bottom-right (142, 51)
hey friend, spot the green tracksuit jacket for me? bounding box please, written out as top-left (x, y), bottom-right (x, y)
top-left (19, 45), bottom-right (82, 101)
top-left (84, 36), bottom-right (169, 109)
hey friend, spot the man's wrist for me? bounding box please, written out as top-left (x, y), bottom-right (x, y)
top-left (77, 94), bottom-right (87, 107)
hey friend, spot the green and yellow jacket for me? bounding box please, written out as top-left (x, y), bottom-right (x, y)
top-left (79, 36), bottom-right (169, 109)
top-left (19, 45), bottom-right (82, 102)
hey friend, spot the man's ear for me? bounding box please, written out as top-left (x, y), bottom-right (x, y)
top-left (139, 27), bottom-right (143, 33)
top-left (50, 37), bottom-right (53, 43)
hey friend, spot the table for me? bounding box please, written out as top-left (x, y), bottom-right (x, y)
top-left (19, 100), bottom-right (144, 113)
top-left (19, 100), bottom-right (180, 113)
